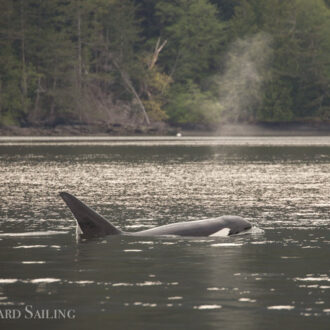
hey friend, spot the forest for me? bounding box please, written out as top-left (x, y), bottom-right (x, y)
top-left (1, 0), bottom-right (330, 129)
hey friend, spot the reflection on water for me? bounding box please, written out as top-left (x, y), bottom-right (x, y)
top-left (0, 137), bottom-right (329, 330)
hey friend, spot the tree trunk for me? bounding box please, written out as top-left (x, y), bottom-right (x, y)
top-left (76, 0), bottom-right (83, 121)
top-left (32, 76), bottom-right (41, 122)
top-left (112, 58), bottom-right (150, 125)
top-left (149, 38), bottom-right (167, 70)
top-left (50, 77), bottom-right (57, 120)
top-left (20, 0), bottom-right (27, 113)
top-left (0, 78), bottom-right (2, 116)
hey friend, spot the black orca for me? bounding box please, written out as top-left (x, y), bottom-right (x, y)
top-left (60, 192), bottom-right (252, 239)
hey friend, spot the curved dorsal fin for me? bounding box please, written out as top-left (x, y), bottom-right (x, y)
top-left (60, 192), bottom-right (122, 238)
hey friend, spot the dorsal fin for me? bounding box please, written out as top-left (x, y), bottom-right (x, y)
top-left (60, 192), bottom-right (122, 237)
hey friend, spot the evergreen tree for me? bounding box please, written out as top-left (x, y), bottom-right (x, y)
top-left (232, 0), bottom-right (330, 122)
top-left (156, 0), bottom-right (225, 123)
top-left (1, 0), bottom-right (330, 127)
top-left (156, 0), bottom-right (224, 83)
top-left (0, 0), bottom-right (22, 124)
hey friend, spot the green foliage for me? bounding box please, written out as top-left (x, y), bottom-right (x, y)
top-left (209, 0), bottom-right (241, 21)
top-left (257, 79), bottom-right (293, 122)
top-left (156, 0), bottom-right (225, 83)
top-left (231, 0), bottom-right (330, 122)
top-left (0, 51), bottom-right (23, 124)
top-left (1, 0), bottom-right (330, 127)
top-left (166, 81), bottom-right (221, 124)
top-left (142, 68), bottom-right (172, 121)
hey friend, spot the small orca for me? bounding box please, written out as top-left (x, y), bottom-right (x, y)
top-left (60, 192), bottom-right (252, 239)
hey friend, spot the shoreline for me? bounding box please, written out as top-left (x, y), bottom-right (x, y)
top-left (2, 123), bottom-right (330, 137)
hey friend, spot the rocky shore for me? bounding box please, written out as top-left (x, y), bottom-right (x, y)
top-left (1, 122), bottom-right (330, 137)
top-left (0, 122), bottom-right (170, 137)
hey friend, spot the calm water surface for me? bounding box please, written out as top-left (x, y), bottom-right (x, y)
top-left (0, 136), bottom-right (329, 329)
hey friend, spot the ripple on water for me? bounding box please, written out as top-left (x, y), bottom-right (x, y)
top-left (14, 245), bottom-right (48, 249)
top-left (29, 278), bottom-right (61, 284)
top-left (0, 278), bottom-right (61, 284)
top-left (0, 279), bottom-right (18, 284)
top-left (239, 298), bottom-right (257, 303)
top-left (0, 231), bottom-right (68, 237)
top-left (194, 305), bottom-right (222, 310)
top-left (294, 276), bottom-right (330, 282)
top-left (123, 249), bottom-right (143, 253)
top-left (1, 138), bottom-right (330, 327)
top-left (267, 305), bottom-right (295, 310)
top-left (211, 243), bottom-right (243, 247)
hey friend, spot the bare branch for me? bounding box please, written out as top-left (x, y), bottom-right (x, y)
top-left (149, 38), bottom-right (167, 70)
top-left (111, 57), bottom-right (150, 125)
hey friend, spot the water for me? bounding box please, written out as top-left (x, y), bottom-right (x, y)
top-left (0, 136), bottom-right (329, 329)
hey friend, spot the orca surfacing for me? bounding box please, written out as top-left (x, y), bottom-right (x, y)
top-left (60, 192), bottom-right (252, 239)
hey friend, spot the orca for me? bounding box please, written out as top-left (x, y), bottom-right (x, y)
top-left (60, 192), bottom-right (252, 239)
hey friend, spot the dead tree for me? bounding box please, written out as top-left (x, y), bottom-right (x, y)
top-left (149, 38), bottom-right (167, 70)
top-left (111, 57), bottom-right (150, 125)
